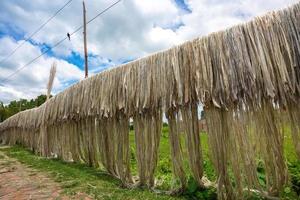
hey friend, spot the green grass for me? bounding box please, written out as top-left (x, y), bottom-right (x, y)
top-left (1, 146), bottom-right (180, 200)
top-left (1, 125), bottom-right (300, 199)
top-left (283, 127), bottom-right (300, 199)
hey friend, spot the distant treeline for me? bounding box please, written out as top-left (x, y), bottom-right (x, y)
top-left (0, 95), bottom-right (48, 122)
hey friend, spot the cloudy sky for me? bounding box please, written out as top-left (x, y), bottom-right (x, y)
top-left (0, 0), bottom-right (298, 103)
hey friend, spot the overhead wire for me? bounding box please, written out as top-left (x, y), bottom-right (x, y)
top-left (0, 0), bottom-right (122, 84)
top-left (0, 0), bottom-right (74, 65)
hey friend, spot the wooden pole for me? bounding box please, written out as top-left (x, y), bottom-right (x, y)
top-left (83, 1), bottom-right (88, 78)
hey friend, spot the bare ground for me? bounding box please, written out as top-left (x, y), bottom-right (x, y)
top-left (0, 146), bottom-right (92, 200)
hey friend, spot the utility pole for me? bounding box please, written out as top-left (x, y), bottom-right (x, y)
top-left (83, 1), bottom-right (88, 78)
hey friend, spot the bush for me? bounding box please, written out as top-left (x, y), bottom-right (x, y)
top-left (183, 176), bottom-right (217, 200)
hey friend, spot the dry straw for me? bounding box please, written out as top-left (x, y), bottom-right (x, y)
top-left (0, 2), bottom-right (299, 199)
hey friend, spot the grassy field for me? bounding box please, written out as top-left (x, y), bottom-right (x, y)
top-left (1, 125), bottom-right (300, 199)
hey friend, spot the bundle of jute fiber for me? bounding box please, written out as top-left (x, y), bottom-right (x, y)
top-left (166, 108), bottom-right (187, 191)
top-left (252, 102), bottom-right (288, 195)
top-left (166, 103), bottom-right (207, 193)
top-left (205, 102), bottom-right (287, 200)
top-left (96, 115), bottom-right (132, 185)
top-left (181, 104), bottom-right (204, 187)
top-left (0, 2), bottom-right (300, 200)
top-left (133, 109), bottom-right (162, 187)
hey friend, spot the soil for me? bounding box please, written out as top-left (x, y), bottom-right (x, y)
top-left (0, 146), bottom-right (92, 200)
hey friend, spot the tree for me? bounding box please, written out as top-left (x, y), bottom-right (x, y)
top-left (0, 94), bottom-right (48, 122)
top-left (0, 101), bottom-right (5, 122)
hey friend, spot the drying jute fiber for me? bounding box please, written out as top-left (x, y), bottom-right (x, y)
top-left (1, 2), bottom-right (300, 200)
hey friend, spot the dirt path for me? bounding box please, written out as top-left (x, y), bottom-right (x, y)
top-left (0, 147), bottom-right (91, 200)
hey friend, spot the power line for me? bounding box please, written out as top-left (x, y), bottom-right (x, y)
top-left (0, 0), bottom-right (122, 84)
top-left (87, 0), bottom-right (121, 24)
top-left (0, 0), bottom-right (74, 65)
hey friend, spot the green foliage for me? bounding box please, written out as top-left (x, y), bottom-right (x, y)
top-left (157, 157), bottom-right (172, 174)
top-left (129, 124), bottom-right (134, 131)
top-left (0, 102), bottom-right (5, 122)
top-left (163, 122), bottom-right (169, 127)
top-left (279, 185), bottom-right (299, 200)
top-left (183, 176), bottom-right (217, 200)
top-left (200, 110), bottom-right (205, 120)
top-left (0, 94), bottom-right (48, 122)
top-left (256, 159), bottom-right (266, 187)
top-left (288, 161), bottom-right (300, 196)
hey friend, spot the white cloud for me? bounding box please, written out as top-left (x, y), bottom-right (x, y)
top-left (0, 86), bottom-right (25, 103)
top-left (0, 0), bottom-right (183, 60)
top-left (0, 0), bottom-right (298, 103)
top-left (1, 0), bottom-right (297, 59)
top-left (176, 0), bottom-right (299, 40)
top-left (148, 27), bottom-right (181, 48)
top-left (0, 37), bottom-right (83, 103)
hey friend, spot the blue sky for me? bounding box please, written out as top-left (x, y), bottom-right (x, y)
top-left (0, 0), bottom-right (298, 103)
top-left (175, 0), bottom-right (192, 12)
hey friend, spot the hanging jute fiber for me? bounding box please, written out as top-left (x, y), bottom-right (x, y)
top-left (0, 2), bottom-right (300, 200)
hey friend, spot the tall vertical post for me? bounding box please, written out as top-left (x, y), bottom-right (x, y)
top-left (83, 1), bottom-right (88, 78)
